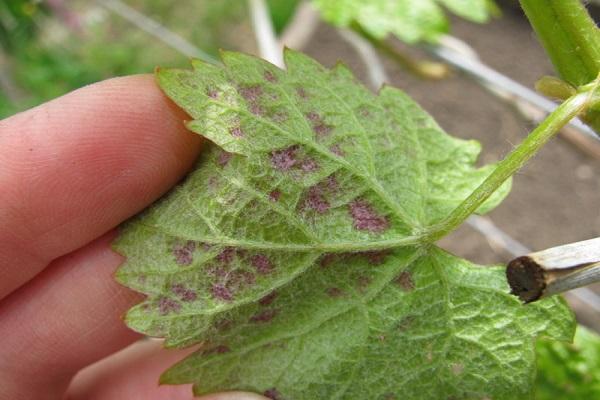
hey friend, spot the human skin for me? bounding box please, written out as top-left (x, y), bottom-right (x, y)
top-left (0, 75), bottom-right (266, 400)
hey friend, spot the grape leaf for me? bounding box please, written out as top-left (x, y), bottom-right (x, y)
top-left (312, 0), bottom-right (498, 43)
top-left (536, 325), bottom-right (600, 399)
top-left (114, 50), bottom-right (573, 398)
top-left (161, 247), bottom-right (573, 399)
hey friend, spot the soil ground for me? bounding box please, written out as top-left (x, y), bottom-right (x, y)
top-left (303, 3), bottom-right (600, 327)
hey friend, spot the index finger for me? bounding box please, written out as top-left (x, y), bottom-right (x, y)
top-left (0, 74), bottom-right (202, 299)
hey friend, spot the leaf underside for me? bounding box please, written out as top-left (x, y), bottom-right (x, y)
top-left (312, 0), bottom-right (498, 43)
top-left (114, 50), bottom-right (573, 399)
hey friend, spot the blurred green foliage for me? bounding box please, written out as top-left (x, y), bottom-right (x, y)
top-left (536, 325), bottom-right (600, 399)
top-left (0, 0), bottom-right (45, 52)
top-left (0, 0), bottom-right (301, 119)
top-left (267, 0), bottom-right (300, 33)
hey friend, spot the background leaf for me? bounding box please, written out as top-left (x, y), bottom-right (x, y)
top-left (311, 0), bottom-right (499, 43)
top-left (536, 325), bottom-right (600, 399)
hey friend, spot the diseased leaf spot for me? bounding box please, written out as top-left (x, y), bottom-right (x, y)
top-left (330, 144), bottom-right (345, 157)
top-left (207, 88), bottom-right (218, 98)
top-left (271, 111), bottom-right (288, 123)
top-left (395, 271), bottom-right (415, 292)
top-left (360, 250), bottom-right (390, 265)
top-left (249, 309), bottom-right (278, 323)
top-left (301, 185), bottom-right (330, 214)
top-left (269, 189), bottom-right (281, 202)
top-left (326, 287), bottom-right (344, 297)
top-left (239, 84), bottom-right (262, 101)
top-left (172, 241), bottom-right (196, 266)
top-left (348, 199), bottom-right (390, 233)
top-left (251, 254), bottom-right (274, 274)
top-left (305, 111), bottom-right (332, 137)
top-left (264, 70), bottom-right (277, 82)
top-left (250, 103), bottom-right (265, 116)
top-left (239, 84), bottom-right (265, 115)
top-left (211, 283), bottom-right (234, 301)
top-left (229, 126), bottom-right (244, 138)
top-left (204, 344), bottom-right (231, 355)
top-left (217, 247), bottom-right (236, 264)
top-left (215, 318), bottom-right (233, 332)
top-left (259, 291), bottom-right (278, 306)
top-left (217, 151), bottom-right (233, 167)
top-left (300, 158), bottom-right (319, 172)
top-left (171, 283), bottom-right (197, 302)
top-left (319, 253), bottom-right (337, 268)
top-left (296, 87), bottom-right (308, 99)
top-left (158, 297), bottom-right (181, 315)
top-left (271, 145), bottom-right (298, 171)
top-left (263, 388), bottom-right (283, 400)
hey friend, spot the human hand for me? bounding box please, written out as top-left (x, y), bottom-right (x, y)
top-left (0, 76), bottom-right (267, 400)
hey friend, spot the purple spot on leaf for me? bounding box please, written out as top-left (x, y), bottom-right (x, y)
top-left (171, 283), bottom-right (197, 302)
top-left (217, 247), bottom-right (236, 264)
top-left (325, 175), bottom-right (339, 191)
top-left (212, 283), bottom-right (233, 301)
top-left (249, 103), bottom-right (265, 116)
top-left (207, 88), bottom-right (218, 98)
top-left (300, 158), bottom-right (319, 172)
top-left (214, 345), bottom-right (230, 353)
top-left (272, 111), bottom-right (287, 123)
top-left (395, 271), bottom-right (415, 291)
top-left (264, 388), bottom-right (283, 400)
top-left (250, 309), bottom-right (278, 323)
top-left (360, 250), bottom-right (391, 265)
top-left (239, 85), bottom-right (265, 115)
top-left (271, 145), bottom-right (298, 171)
top-left (330, 144), bottom-right (345, 157)
top-left (251, 254), bottom-right (274, 274)
top-left (259, 291), bottom-right (278, 306)
top-left (158, 297), bottom-right (181, 315)
top-left (319, 253), bottom-right (337, 268)
top-left (302, 185), bottom-right (329, 214)
top-left (326, 287), bottom-right (344, 297)
top-left (238, 270), bottom-right (256, 285)
top-left (305, 111), bottom-right (332, 137)
top-left (269, 189), bottom-right (281, 202)
top-left (229, 126), bottom-right (244, 138)
top-left (348, 199), bottom-right (390, 233)
top-left (264, 70), bottom-right (277, 82)
top-left (217, 151), bottom-right (233, 167)
top-left (306, 111), bottom-right (320, 122)
top-left (239, 85), bottom-right (262, 101)
top-left (204, 344), bottom-right (231, 355)
top-left (172, 241), bottom-right (196, 266)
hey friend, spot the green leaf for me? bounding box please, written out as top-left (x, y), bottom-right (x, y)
top-left (114, 50), bottom-right (572, 398)
top-left (536, 325), bottom-right (600, 399)
top-left (311, 0), bottom-right (498, 43)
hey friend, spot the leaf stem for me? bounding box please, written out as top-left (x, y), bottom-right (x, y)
top-left (427, 89), bottom-right (595, 242)
top-left (520, 0), bottom-right (600, 133)
top-left (519, 0), bottom-right (600, 88)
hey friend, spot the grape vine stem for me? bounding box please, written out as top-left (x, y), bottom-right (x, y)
top-left (427, 80), bottom-right (600, 242)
